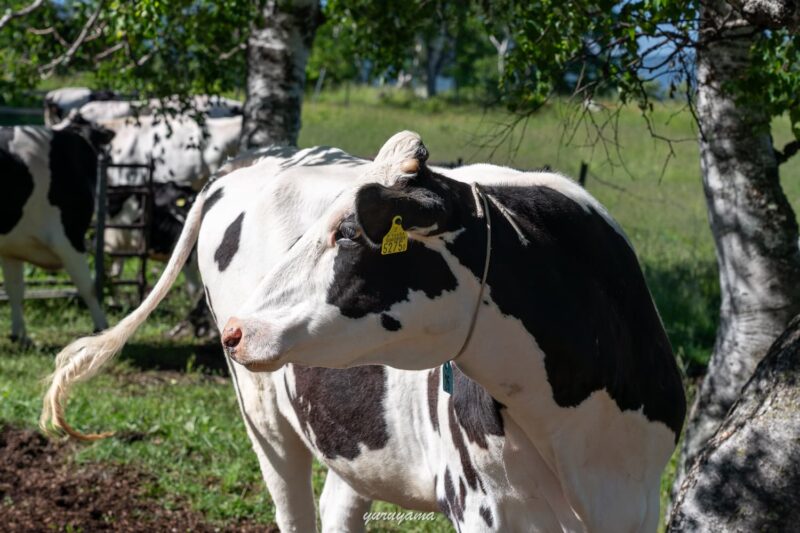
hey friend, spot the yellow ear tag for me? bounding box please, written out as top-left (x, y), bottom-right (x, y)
top-left (381, 216), bottom-right (409, 255)
top-left (175, 198), bottom-right (186, 207)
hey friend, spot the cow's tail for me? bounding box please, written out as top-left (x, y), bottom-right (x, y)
top-left (40, 187), bottom-right (209, 441)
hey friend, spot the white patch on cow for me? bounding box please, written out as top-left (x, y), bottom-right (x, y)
top-left (91, 114), bottom-right (242, 187)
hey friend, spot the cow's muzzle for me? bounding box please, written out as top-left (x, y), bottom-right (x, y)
top-left (221, 316), bottom-right (282, 372)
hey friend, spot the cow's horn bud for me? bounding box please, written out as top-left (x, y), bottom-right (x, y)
top-left (400, 158), bottom-right (419, 174)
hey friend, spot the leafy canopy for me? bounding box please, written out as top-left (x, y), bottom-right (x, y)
top-left (0, 0), bottom-right (256, 105)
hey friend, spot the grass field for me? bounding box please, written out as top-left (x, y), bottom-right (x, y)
top-left (1, 89), bottom-right (799, 530)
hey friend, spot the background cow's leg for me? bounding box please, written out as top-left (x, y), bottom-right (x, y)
top-left (1, 257), bottom-right (29, 343)
top-left (181, 250), bottom-right (203, 300)
top-left (54, 244), bottom-right (108, 331)
top-left (319, 470), bottom-right (372, 533)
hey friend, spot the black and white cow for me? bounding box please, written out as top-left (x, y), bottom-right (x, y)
top-left (97, 114), bottom-right (242, 188)
top-left (44, 87), bottom-right (118, 126)
top-left (43, 134), bottom-right (686, 532)
top-left (77, 95), bottom-right (243, 124)
top-left (0, 119), bottom-right (115, 342)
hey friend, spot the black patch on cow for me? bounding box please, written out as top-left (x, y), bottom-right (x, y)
top-left (327, 238), bottom-right (458, 318)
top-left (479, 506), bottom-right (494, 528)
top-left (287, 365), bottom-right (390, 460)
top-left (445, 183), bottom-right (686, 439)
top-left (48, 129), bottom-right (99, 252)
top-left (0, 128), bottom-right (35, 234)
top-left (436, 473), bottom-right (450, 520)
top-left (448, 396), bottom-right (483, 492)
top-left (379, 313), bottom-right (401, 331)
top-left (427, 367), bottom-right (440, 433)
top-left (443, 468), bottom-right (463, 523)
top-left (214, 212), bottom-right (244, 271)
top-left (458, 477), bottom-right (467, 509)
top-left (452, 364), bottom-right (504, 448)
top-left (202, 186), bottom-right (224, 219)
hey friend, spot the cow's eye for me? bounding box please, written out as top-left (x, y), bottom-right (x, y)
top-left (335, 221), bottom-right (362, 245)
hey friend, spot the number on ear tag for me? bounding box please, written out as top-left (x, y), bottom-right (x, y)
top-left (381, 216), bottom-right (408, 255)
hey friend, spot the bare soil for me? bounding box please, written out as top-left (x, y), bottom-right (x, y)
top-left (0, 425), bottom-right (277, 532)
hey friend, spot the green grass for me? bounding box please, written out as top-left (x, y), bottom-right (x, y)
top-left (2, 88), bottom-right (800, 529)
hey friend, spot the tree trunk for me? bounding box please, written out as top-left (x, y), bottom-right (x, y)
top-left (239, 0), bottom-right (322, 150)
top-left (668, 314), bottom-right (800, 532)
top-left (672, 0), bottom-right (800, 499)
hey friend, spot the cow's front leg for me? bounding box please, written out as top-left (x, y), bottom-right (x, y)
top-left (247, 416), bottom-right (317, 532)
top-left (55, 244), bottom-right (107, 331)
top-left (320, 469), bottom-right (372, 533)
top-left (230, 365), bottom-right (318, 532)
top-left (1, 257), bottom-right (30, 345)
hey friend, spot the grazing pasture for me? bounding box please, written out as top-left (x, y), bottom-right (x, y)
top-left (1, 92), bottom-right (799, 530)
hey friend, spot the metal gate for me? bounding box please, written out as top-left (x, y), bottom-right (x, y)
top-left (93, 154), bottom-right (156, 304)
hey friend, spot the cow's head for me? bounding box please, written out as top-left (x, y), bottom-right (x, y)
top-left (56, 111), bottom-right (116, 150)
top-left (222, 131), bottom-right (485, 372)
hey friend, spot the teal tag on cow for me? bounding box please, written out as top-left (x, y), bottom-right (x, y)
top-left (442, 361), bottom-right (453, 394)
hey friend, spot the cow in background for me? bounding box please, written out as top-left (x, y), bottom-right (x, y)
top-left (58, 112), bottom-right (243, 189)
top-left (104, 182), bottom-right (210, 337)
top-left (77, 95), bottom-right (243, 124)
top-left (43, 87), bottom-right (117, 126)
top-left (0, 117), bottom-right (115, 343)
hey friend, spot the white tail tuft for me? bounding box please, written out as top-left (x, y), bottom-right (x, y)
top-left (40, 188), bottom-right (208, 441)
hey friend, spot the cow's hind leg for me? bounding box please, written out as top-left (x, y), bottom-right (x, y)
top-left (1, 257), bottom-right (30, 344)
top-left (54, 244), bottom-right (107, 331)
top-left (320, 470), bottom-right (372, 533)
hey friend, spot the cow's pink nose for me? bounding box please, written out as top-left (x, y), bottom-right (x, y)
top-left (222, 319), bottom-right (243, 349)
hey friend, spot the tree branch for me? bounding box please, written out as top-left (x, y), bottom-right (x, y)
top-left (0, 0), bottom-right (44, 31)
top-left (38, 1), bottom-right (105, 77)
top-left (27, 26), bottom-right (69, 48)
top-left (219, 42), bottom-right (246, 61)
top-left (776, 139), bottom-right (800, 164)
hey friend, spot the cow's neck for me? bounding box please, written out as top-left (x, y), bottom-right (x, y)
top-left (434, 186), bottom-right (554, 465)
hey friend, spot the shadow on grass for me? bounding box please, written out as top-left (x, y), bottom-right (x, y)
top-left (119, 342), bottom-right (229, 376)
top-left (643, 259), bottom-right (720, 377)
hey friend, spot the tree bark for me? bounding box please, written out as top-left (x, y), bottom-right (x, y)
top-left (672, 0), bottom-right (800, 500)
top-left (729, 0), bottom-right (800, 30)
top-left (668, 314), bottom-right (800, 532)
top-left (240, 0), bottom-right (322, 150)
top-left (423, 32), bottom-right (446, 98)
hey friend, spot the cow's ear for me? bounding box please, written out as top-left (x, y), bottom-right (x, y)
top-left (354, 182), bottom-right (451, 245)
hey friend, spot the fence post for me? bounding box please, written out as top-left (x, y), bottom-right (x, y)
top-left (94, 152), bottom-right (108, 302)
top-left (579, 161), bottom-right (588, 187)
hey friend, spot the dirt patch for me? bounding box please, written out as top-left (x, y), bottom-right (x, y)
top-left (0, 425), bottom-right (277, 532)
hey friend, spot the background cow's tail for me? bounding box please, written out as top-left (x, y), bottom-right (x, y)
top-left (40, 187), bottom-right (209, 441)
